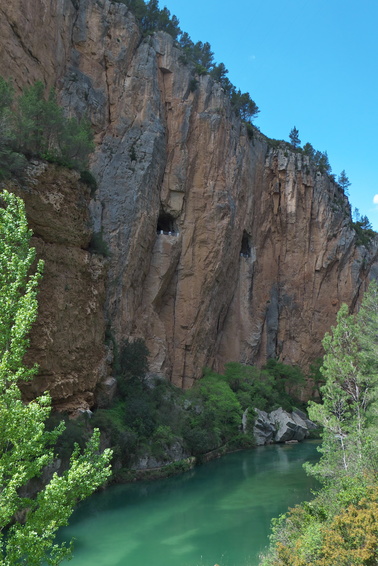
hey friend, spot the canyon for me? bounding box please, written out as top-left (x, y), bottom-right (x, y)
top-left (1, 0), bottom-right (377, 410)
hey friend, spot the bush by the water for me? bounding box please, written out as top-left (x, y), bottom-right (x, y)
top-left (260, 282), bottom-right (378, 566)
top-left (86, 340), bottom-right (307, 477)
top-left (52, 332), bottom-right (307, 478)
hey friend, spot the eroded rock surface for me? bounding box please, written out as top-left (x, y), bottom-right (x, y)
top-left (9, 164), bottom-right (108, 410)
top-left (1, 0), bottom-right (378, 407)
top-left (253, 408), bottom-right (316, 445)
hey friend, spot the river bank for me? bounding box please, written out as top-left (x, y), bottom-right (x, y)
top-left (107, 406), bottom-right (318, 483)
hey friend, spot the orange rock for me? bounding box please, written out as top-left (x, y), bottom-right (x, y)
top-left (1, 2), bottom-right (376, 407)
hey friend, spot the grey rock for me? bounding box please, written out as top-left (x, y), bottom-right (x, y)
top-left (132, 440), bottom-right (189, 470)
top-left (270, 408), bottom-right (308, 442)
top-left (293, 408), bottom-right (317, 430)
top-left (252, 407), bottom-right (316, 445)
top-left (253, 409), bottom-right (275, 445)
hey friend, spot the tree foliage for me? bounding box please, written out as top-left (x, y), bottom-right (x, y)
top-left (302, 142), bottom-right (332, 174)
top-left (0, 191), bottom-right (112, 565)
top-left (230, 89), bottom-right (259, 122)
top-left (350, 214), bottom-right (376, 246)
top-left (117, 0), bottom-right (259, 123)
top-left (92, 356), bottom-right (306, 475)
top-left (116, 0), bottom-right (181, 38)
top-left (289, 126), bottom-right (301, 149)
top-left (260, 282), bottom-right (378, 566)
top-left (305, 300), bottom-right (378, 483)
top-left (337, 169), bottom-right (351, 195)
top-left (261, 477), bottom-right (378, 566)
top-left (0, 77), bottom-right (94, 180)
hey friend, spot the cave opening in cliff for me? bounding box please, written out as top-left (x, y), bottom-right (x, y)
top-left (157, 211), bottom-right (176, 235)
top-left (240, 231), bottom-right (251, 257)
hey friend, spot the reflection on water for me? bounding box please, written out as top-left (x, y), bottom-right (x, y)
top-left (59, 441), bottom-right (320, 566)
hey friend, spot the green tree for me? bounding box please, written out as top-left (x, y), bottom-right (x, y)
top-left (14, 81), bottom-right (51, 156)
top-left (308, 358), bottom-right (324, 400)
top-left (119, 0), bottom-right (148, 22)
top-left (0, 190), bottom-right (112, 565)
top-left (302, 143), bottom-right (333, 175)
top-left (337, 169), bottom-right (351, 195)
top-left (316, 150), bottom-right (331, 174)
top-left (230, 89), bottom-right (259, 122)
top-left (263, 359), bottom-right (305, 408)
top-left (260, 283), bottom-right (378, 566)
top-left (9, 80), bottom-right (94, 170)
top-left (351, 214), bottom-right (376, 246)
top-left (178, 31), bottom-right (193, 52)
top-left (210, 62), bottom-right (229, 85)
top-left (157, 7), bottom-right (181, 39)
top-left (303, 142), bottom-right (315, 159)
top-left (198, 373), bottom-right (242, 432)
top-left (306, 288), bottom-right (378, 484)
top-left (192, 41), bottom-right (214, 70)
top-left (58, 115), bottom-right (94, 170)
top-left (289, 126), bottom-right (301, 148)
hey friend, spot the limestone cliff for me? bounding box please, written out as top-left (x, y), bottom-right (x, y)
top-left (7, 163), bottom-right (108, 410)
top-left (1, 0), bottom-right (377, 407)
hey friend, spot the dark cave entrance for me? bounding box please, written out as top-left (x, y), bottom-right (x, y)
top-left (157, 211), bottom-right (176, 234)
top-left (240, 231), bottom-right (251, 257)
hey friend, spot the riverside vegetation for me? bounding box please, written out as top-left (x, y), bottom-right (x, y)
top-left (260, 282), bottom-right (378, 566)
top-left (78, 339), bottom-right (310, 481)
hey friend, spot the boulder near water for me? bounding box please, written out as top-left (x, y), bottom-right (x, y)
top-left (253, 407), bottom-right (316, 445)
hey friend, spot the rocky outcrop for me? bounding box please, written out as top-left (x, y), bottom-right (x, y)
top-left (9, 162), bottom-right (109, 410)
top-left (253, 408), bottom-right (316, 445)
top-left (1, 0), bottom-right (378, 408)
top-left (131, 441), bottom-right (190, 471)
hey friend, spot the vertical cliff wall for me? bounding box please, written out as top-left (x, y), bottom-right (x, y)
top-left (1, 0), bottom-right (377, 406)
top-left (7, 163), bottom-right (108, 410)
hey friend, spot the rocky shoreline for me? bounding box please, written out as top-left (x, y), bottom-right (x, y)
top-left (116, 407), bottom-right (318, 482)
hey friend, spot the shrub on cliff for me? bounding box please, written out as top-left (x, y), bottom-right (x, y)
top-left (351, 215), bottom-right (376, 246)
top-left (116, 0), bottom-right (181, 38)
top-left (114, 0), bottom-right (260, 123)
top-left (0, 77), bottom-right (94, 178)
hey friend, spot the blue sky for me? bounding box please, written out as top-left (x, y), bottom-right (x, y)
top-left (165, 0), bottom-right (378, 229)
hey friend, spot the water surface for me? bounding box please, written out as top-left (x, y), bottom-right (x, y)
top-left (60, 441), bottom-right (319, 566)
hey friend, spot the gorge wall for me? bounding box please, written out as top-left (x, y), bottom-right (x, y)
top-left (1, 0), bottom-right (378, 409)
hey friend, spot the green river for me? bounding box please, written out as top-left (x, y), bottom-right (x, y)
top-left (59, 441), bottom-right (319, 566)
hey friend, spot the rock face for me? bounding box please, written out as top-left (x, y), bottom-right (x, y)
top-left (131, 441), bottom-right (190, 471)
top-left (9, 163), bottom-right (108, 410)
top-left (253, 408), bottom-right (316, 445)
top-left (1, 0), bottom-right (378, 407)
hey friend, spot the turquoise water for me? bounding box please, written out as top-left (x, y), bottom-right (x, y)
top-left (59, 441), bottom-right (319, 566)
